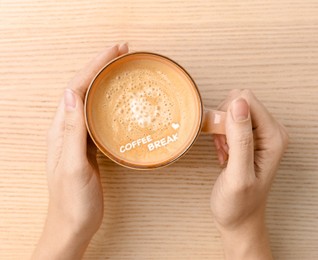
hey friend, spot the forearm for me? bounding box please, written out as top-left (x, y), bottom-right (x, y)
top-left (32, 217), bottom-right (92, 260)
top-left (32, 237), bottom-right (88, 260)
top-left (219, 219), bottom-right (273, 260)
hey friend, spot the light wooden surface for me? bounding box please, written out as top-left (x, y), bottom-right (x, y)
top-left (1, 1), bottom-right (318, 259)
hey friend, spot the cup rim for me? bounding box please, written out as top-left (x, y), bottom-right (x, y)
top-left (84, 52), bottom-right (204, 170)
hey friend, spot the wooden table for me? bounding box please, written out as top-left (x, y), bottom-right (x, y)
top-left (1, 1), bottom-right (318, 259)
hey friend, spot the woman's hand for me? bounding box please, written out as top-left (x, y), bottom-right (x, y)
top-left (211, 89), bottom-right (289, 260)
top-left (32, 44), bottom-right (129, 260)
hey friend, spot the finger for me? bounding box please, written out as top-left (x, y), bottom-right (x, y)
top-left (217, 148), bottom-right (225, 165)
top-left (217, 147), bottom-right (228, 166)
top-left (213, 134), bottom-right (228, 165)
top-left (219, 148), bottom-right (228, 167)
top-left (240, 90), bottom-right (289, 183)
top-left (48, 97), bottom-right (64, 141)
top-left (213, 135), bottom-right (221, 150)
top-left (213, 135), bottom-right (222, 164)
top-left (218, 134), bottom-right (228, 153)
top-left (213, 89), bottom-right (241, 156)
top-left (118, 42), bottom-right (129, 55)
top-left (68, 44), bottom-right (129, 99)
top-left (61, 89), bottom-right (87, 162)
top-left (225, 98), bottom-right (255, 179)
top-left (47, 97), bottom-right (65, 172)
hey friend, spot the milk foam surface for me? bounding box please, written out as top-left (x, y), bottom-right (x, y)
top-left (89, 55), bottom-right (201, 167)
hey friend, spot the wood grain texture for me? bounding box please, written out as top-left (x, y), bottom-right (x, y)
top-left (1, 0), bottom-right (318, 259)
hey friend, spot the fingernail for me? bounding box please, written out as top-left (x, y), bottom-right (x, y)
top-left (64, 89), bottom-right (76, 111)
top-left (109, 44), bottom-right (119, 52)
top-left (119, 42), bottom-right (129, 53)
top-left (231, 98), bottom-right (249, 122)
top-left (119, 42), bottom-right (128, 48)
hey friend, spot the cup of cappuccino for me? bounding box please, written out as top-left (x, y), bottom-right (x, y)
top-left (85, 52), bottom-right (226, 169)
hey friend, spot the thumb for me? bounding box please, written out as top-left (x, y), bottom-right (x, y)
top-left (62, 89), bottom-right (87, 162)
top-left (225, 98), bottom-right (254, 177)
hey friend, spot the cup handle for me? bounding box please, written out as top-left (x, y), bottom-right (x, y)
top-left (201, 108), bottom-right (226, 135)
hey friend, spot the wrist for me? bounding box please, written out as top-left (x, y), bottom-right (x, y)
top-left (32, 215), bottom-right (94, 260)
top-left (218, 217), bottom-right (273, 260)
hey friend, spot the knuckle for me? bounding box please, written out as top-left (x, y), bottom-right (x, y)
top-left (64, 120), bottom-right (77, 134)
top-left (230, 176), bottom-right (256, 194)
top-left (236, 131), bottom-right (253, 150)
top-left (268, 124), bottom-right (289, 155)
top-left (61, 160), bottom-right (90, 176)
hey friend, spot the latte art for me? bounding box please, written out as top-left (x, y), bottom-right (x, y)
top-left (104, 68), bottom-right (175, 133)
top-left (85, 53), bottom-right (202, 169)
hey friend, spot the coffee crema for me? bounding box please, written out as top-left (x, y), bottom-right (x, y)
top-left (85, 53), bottom-right (202, 169)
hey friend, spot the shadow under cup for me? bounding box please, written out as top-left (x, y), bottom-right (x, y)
top-left (85, 52), bottom-right (224, 170)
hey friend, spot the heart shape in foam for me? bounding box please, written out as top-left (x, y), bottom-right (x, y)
top-left (171, 123), bottom-right (180, 130)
